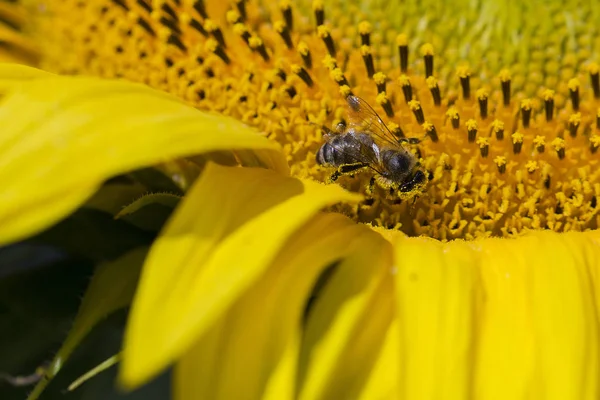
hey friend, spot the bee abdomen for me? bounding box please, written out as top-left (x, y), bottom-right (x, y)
top-left (316, 142), bottom-right (334, 165)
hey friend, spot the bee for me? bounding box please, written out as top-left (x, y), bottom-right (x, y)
top-left (316, 95), bottom-right (428, 199)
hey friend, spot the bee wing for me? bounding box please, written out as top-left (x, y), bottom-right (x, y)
top-left (325, 130), bottom-right (386, 176)
top-left (345, 95), bottom-right (400, 148)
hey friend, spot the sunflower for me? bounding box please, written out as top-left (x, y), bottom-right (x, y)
top-left (1, 0), bottom-right (600, 399)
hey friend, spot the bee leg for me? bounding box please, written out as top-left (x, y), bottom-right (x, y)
top-left (327, 162), bottom-right (368, 183)
top-left (398, 137), bottom-right (422, 145)
top-left (327, 170), bottom-right (342, 183)
top-left (365, 176), bottom-right (376, 196)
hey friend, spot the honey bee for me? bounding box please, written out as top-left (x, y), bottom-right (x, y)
top-left (316, 95), bottom-right (428, 199)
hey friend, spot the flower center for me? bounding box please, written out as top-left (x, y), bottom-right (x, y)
top-left (29, 0), bottom-right (600, 239)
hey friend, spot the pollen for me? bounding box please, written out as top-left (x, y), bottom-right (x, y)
top-left (30, 0), bottom-right (600, 240)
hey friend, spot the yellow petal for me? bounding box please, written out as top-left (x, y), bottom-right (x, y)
top-left (120, 162), bottom-right (362, 388)
top-left (0, 66), bottom-right (285, 245)
top-left (175, 213), bottom-right (383, 400)
top-left (387, 230), bottom-right (600, 400)
top-left (297, 227), bottom-right (394, 400)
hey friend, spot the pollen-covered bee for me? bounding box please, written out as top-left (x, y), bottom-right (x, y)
top-left (316, 95), bottom-right (428, 199)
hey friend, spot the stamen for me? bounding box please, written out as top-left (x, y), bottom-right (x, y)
top-left (427, 76), bottom-right (441, 106)
top-left (591, 134), bottom-right (600, 154)
top-left (376, 92), bottom-right (394, 117)
top-left (161, 2), bottom-right (178, 21)
top-left (421, 43), bottom-right (434, 77)
top-left (274, 21), bottom-right (293, 49)
top-left (399, 75), bottom-right (412, 102)
top-left (388, 122), bottom-right (405, 139)
top-left (137, 17), bottom-right (156, 36)
top-left (568, 113), bottom-right (581, 138)
top-left (494, 156), bottom-right (507, 174)
top-left (422, 121), bottom-right (439, 142)
top-left (317, 25), bottom-right (336, 57)
top-left (396, 34), bottom-right (409, 73)
top-left (280, 0), bottom-right (293, 30)
top-left (339, 84), bottom-right (353, 98)
top-left (525, 161), bottom-right (539, 174)
top-left (373, 72), bottom-right (386, 93)
top-left (492, 119), bottom-right (504, 140)
top-left (543, 90), bottom-right (554, 121)
top-left (158, 16), bottom-right (182, 36)
top-left (447, 107), bottom-right (459, 129)
top-left (358, 21), bottom-right (372, 46)
top-left (330, 67), bottom-right (349, 86)
top-left (111, 0), bottom-right (129, 11)
top-left (204, 19), bottom-right (226, 48)
top-left (136, 0), bottom-right (152, 14)
top-left (589, 63), bottom-right (600, 99)
top-left (167, 34), bottom-right (187, 52)
top-left (249, 36), bottom-right (270, 61)
top-left (409, 100), bottom-right (425, 123)
top-left (499, 69), bottom-right (511, 107)
top-left (520, 99), bottom-right (532, 128)
top-left (476, 137), bottom-right (489, 157)
top-left (568, 78), bottom-right (580, 111)
top-left (313, 0), bottom-right (324, 27)
top-left (234, 0), bottom-right (247, 21)
top-left (457, 66), bottom-right (470, 100)
top-left (233, 23), bottom-right (251, 44)
top-left (552, 137), bottom-right (566, 159)
top-left (361, 45), bottom-right (375, 78)
top-left (226, 10), bottom-right (242, 25)
top-left (534, 135), bottom-right (546, 153)
top-left (204, 38), bottom-right (230, 64)
top-left (292, 64), bottom-right (313, 87)
top-left (193, 0), bottom-right (208, 18)
top-left (466, 119), bottom-right (477, 142)
top-left (297, 41), bottom-right (312, 69)
top-left (512, 131), bottom-right (524, 154)
top-left (476, 89), bottom-right (488, 119)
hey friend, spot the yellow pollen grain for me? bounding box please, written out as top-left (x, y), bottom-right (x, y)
top-left (312, 0), bottom-right (324, 11)
top-left (317, 25), bottom-right (330, 39)
top-left (273, 20), bottom-right (286, 33)
top-left (569, 113), bottom-right (581, 125)
top-left (476, 137), bottom-right (489, 148)
top-left (588, 62), bottom-right (599, 74)
top-left (551, 137), bottom-right (566, 151)
top-left (568, 78), bottom-right (580, 90)
top-left (466, 119), bottom-right (477, 130)
top-left (533, 135), bottom-right (546, 147)
top-left (297, 41), bottom-right (309, 56)
top-left (476, 88), bottom-right (488, 99)
top-left (499, 69), bottom-right (511, 81)
top-left (421, 43), bottom-right (434, 56)
top-left (360, 45), bottom-right (372, 56)
top-left (456, 65), bottom-right (470, 78)
top-left (227, 10), bottom-right (241, 24)
top-left (526, 161), bottom-right (539, 173)
top-left (330, 68), bottom-right (344, 82)
top-left (339, 85), bottom-right (352, 97)
top-left (376, 92), bottom-right (390, 105)
top-left (446, 107), bottom-right (459, 118)
top-left (512, 131), bottom-right (524, 144)
top-left (233, 23), bottom-right (249, 36)
top-left (426, 76), bottom-right (438, 88)
top-left (494, 156), bottom-right (507, 167)
top-left (543, 89), bottom-right (555, 100)
top-left (521, 99), bottom-right (532, 110)
top-left (396, 33), bottom-right (408, 46)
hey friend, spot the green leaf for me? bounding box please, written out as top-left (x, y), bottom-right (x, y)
top-left (27, 247), bottom-right (148, 400)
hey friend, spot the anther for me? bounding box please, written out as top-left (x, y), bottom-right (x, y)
top-left (388, 122), bottom-right (405, 139)
top-left (226, 10), bottom-right (242, 25)
top-left (421, 43), bottom-right (434, 77)
top-left (234, 0), bottom-right (247, 21)
top-left (447, 107), bottom-right (459, 129)
top-left (373, 72), bottom-right (387, 93)
top-left (477, 89), bottom-right (488, 119)
top-left (491, 119), bottom-right (504, 140)
top-left (589, 63), bottom-right (600, 99)
top-left (313, 0), bottom-right (325, 27)
top-left (161, 2), bottom-right (178, 21)
top-left (465, 119), bottom-right (477, 142)
top-left (425, 76), bottom-right (441, 106)
top-left (397, 34), bottom-right (409, 73)
top-left (330, 68), bottom-right (349, 86)
top-left (568, 78), bottom-right (580, 111)
top-left (512, 132), bottom-right (524, 154)
top-left (317, 25), bottom-right (336, 57)
top-left (339, 85), bottom-right (353, 98)
top-left (167, 34), bottom-right (187, 52)
top-left (525, 161), bottom-right (539, 174)
top-left (457, 67), bottom-right (471, 100)
top-left (409, 100), bottom-right (425, 123)
top-left (422, 121), bottom-right (439, 142)
top-left (520, 99), bottom-right (532, 128)
top-left (297, 41), bottom-right (312, 69)
top-left (159, 16), bottom-right (182, 35)
top-left (494, 156), bottom-right (507, 174)
top-left (249, 36), bottom-right (270, 61)
top-left (233, 23), bottom-right (251, 44)
top-left (534, 135), bottom-right (545, 153)
top-left (499, 69), bottom-right (511, 107)
top-left (552, 137), bottom-right (566, 159)
top-left (204, 19), bottom-right (226, 48)
top-left (322, 55), bottom-right (337, 71)
top-left (543, 89), bottom-right (554, 121)
top-left (399, 75), bottom-right (412, 103)
top-left (358, 21), bottom-right (372, 46)
top-left (361, 45), bottom-right (375, 78)
top-left (136, 0), bottom-right (152, 13)
top-left (376, 92), bottom-right (394, 118)
top-left (280, 0), bottom-right (293, 30)
top-left (137, 17), bottom-right (156, 36)
top-left (292, 64), bottom-right (313, 87)
top-left (568, 113), bottom-right (581, 138)
top-left (476, 137), bottom-right (489, 157)
top-left (274, 20), bottom-right (293, 49)
top-left (193, 0), bottom-right (208, 18)
top-left (205, 38), bottom-right (230, 64)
